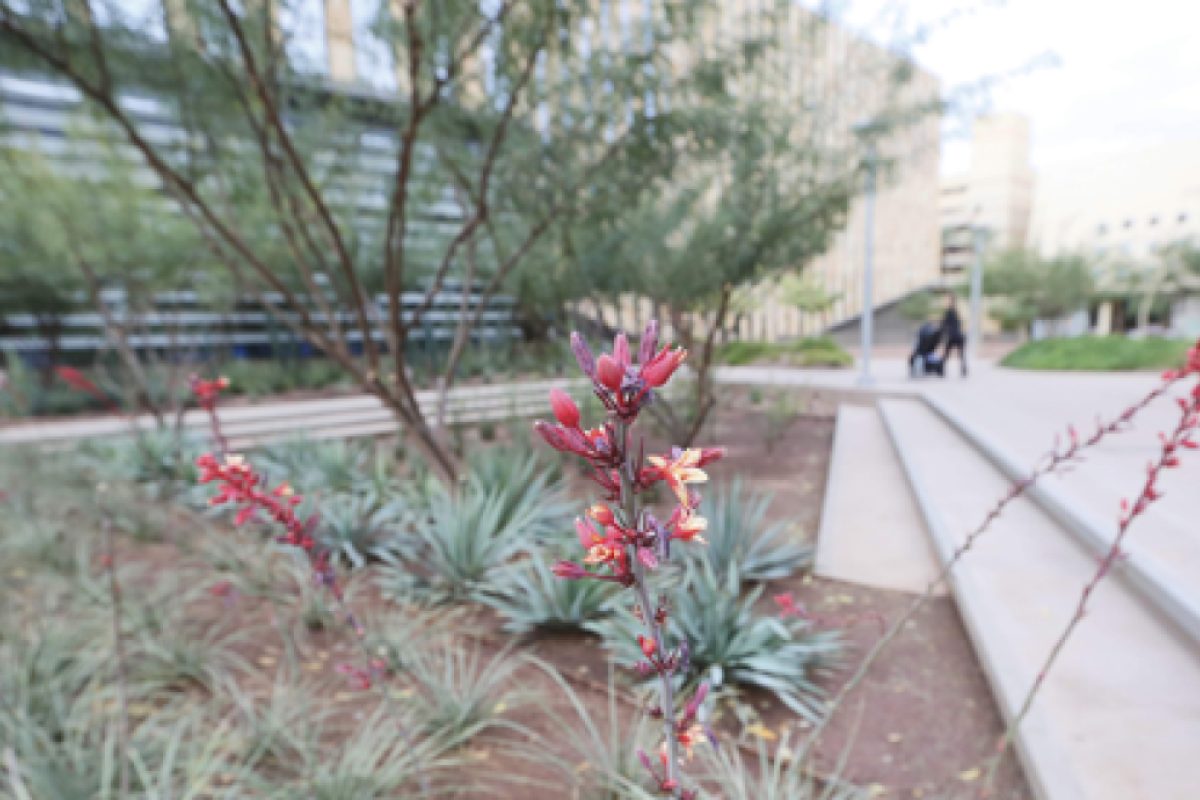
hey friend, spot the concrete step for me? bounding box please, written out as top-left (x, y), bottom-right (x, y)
top-left (926, 395), bottom-right (1200, 650)
top-left (881, 399), bottom-right (1200, 800)
top-left (814, 404), bottom-right (945, 594)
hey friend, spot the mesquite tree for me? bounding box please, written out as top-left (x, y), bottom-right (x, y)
top-left (547, 1), bottom-right (944, 444)
top-left (0, 0), bottom-right (742, 480)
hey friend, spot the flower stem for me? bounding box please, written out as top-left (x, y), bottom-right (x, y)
top-left (100, 512), bottom-right (131, 798)
top-left (617, 420), bottom-right (681, 794)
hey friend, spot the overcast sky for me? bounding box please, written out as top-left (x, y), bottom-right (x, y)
top-left (828, 0), bottom-right (1200, 175)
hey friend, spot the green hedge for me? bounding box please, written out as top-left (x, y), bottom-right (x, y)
top-left (716, 337), bottom-right (853, 368)
top-left (1000, 336), bottom-right (1193, 372)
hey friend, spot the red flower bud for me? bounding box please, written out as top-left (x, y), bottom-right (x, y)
top-left (575, 518), bottom-right (596, 548)
top-left (641, 347), bottom-right (686, 387)
top-left (596, 354), bottom-right (623, 391)
top-left (614, 333), bottom-right (631, 366)
top-left (588, 504), bottom-right (615, 526)
top-left (532, 420), bottom-right (568, 451)
top-left (549, 389), bottom-right (581, 428)
top-left (639, 635), bottom-right (658, 659)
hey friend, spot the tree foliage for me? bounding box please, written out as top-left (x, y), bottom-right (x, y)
top-left (983, 248), bottom-right (1096, 335)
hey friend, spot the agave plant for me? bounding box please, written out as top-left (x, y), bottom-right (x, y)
top-left (590, 565), bottom-right (842, 721)
top-left (380, 483), bottom-right (536, 603)
top-left (403, 642), bottom-right (529, 746)
top-left (526, 659), bottom-right (663, 800)
top-left (1, 697), bottom-right (259, 800)
top-left (693, 478), bottom-right (812, 585)
top-left (293, 704), bottom-right (458, 799)
top-left (0, 518), bottom-right (86, 575)
top-left (316, 491), bottom-right (408, 570)
top-left (699, 727), bottom-right (869, 800)
top-left (480, 550), bottom-right (620, 634)
top-left (259, 437), bottom-right (371, 495)
top-left (466, 444), bottom-right (573, 543)
top-left (77, 430), bottom-right (204, 499)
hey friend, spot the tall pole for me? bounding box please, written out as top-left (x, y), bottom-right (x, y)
top-left (968, 226), bottom-right (986, 371)
top-left (858, 143), bottom-right (877, 387)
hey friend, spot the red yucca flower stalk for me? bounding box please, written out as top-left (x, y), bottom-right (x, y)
top-left (55, 365), bottom-right (118, 410)
top-left (535, 321), bottom-right (722, 798)
top-left (190, 377), bottom-right (430, 794)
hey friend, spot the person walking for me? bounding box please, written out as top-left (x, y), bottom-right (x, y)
top-left (941, 293), bottom-right (967, 376)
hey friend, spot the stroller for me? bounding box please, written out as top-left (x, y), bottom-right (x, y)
top-left (909, 322), bottom-right (945, 377)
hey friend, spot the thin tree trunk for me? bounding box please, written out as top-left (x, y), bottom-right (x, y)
top-left (681, 285), bottom-right (733, 447)
top-left (436, 215), bottom-right (479, 440)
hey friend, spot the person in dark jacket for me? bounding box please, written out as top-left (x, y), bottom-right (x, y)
top-left (909, 319), bottom-right (944, 376)
top-left (941, 294), bottom-right (967, 376)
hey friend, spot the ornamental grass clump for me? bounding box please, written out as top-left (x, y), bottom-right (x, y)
top-left (533, 320), bottom-right (723, 798)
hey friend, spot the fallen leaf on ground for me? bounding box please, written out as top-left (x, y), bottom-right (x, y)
top-left (744, 723), bottom-right (777, 740)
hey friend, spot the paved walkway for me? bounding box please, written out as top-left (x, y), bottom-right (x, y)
top-left (718, 359), bottom-right (1200, 540)
top-left (721, 358), bottom-right (1200, 800)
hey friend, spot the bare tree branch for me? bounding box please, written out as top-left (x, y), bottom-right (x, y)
top-left (215, 0), bottom-right (381, 372)
top-left (402, 30), bottom-right (543, 335)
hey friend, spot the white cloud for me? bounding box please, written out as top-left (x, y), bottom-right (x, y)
top-left (826, 0), bottom-right (1200, 174)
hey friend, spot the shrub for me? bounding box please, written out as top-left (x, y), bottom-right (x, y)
top-left (717, 337), bottom-right (852, 368)
top-left (1001, 335), bottom-right (1193, 371)
top-left (763, 391), bottom-right (805, 452)
top-left (590, 566), bottom-right (841, 721)
top-left (691, 479), bottom-right (812, 585)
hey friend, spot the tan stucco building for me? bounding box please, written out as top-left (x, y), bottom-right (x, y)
top-left (940, 113), bottom-right (1035, 274)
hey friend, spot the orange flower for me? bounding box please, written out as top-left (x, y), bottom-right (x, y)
top-left (648, 449), bottom-right (708, 505)
top-left (673, 509), bottom-right (708, 544)
top-left (584, 543), bottom-right (623, 565)
top-left (676, 723), bottom-right (706, 760)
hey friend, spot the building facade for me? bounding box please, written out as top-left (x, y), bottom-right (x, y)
top-left (940, 113), bottom-right (1035, 274)
top-left (2, 0), bottom-right (943, 345)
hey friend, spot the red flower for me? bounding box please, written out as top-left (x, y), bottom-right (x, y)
top-left (648, 449), bottom-right (708, 505)
top-left (596, 354), bottom-right (624, 392)
top-left (641, 345), bottom-right (687, 387)
top-left (670, 507), bottom-right (708, 544)
top-left (639, 635), bottom-right (658, 658)
top-left (613, 332), bottom-right (632, 367)
top-left (549, 389), bottom-right (581, 428)
top-left (190, 374), bottom-right (229, 410)
top-left (588, 504), bottom-right (615, 526)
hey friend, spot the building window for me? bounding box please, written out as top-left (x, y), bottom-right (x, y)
top-left (281, 0), bottom-right (329, 76)
top-left (1124, 219), bottom-right (1134, 229)
top-left (1149, 216), bottom-right (1159, 226)
top-left (1180, 213), bottom-right (1189, 224)
top-left (352, 0), bottom-right (397, 91)
top-left (1097, 223), bottom-right (1107, 235)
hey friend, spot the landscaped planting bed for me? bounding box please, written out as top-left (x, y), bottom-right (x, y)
top-left (0, 384), bottom-right (1032, 798)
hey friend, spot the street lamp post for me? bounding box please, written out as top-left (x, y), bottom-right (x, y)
top-left (968, 226), bottom-right (987, 371)
top-left (858, 141), bottom-right (878, 387)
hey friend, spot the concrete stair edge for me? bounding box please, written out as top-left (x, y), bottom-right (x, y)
top-left (879, 399), bottom-right (1089, 800)
top-left (923, 394), bottom-right (1200, 652)
top-left (814, 404), bottom-right (852, 579)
